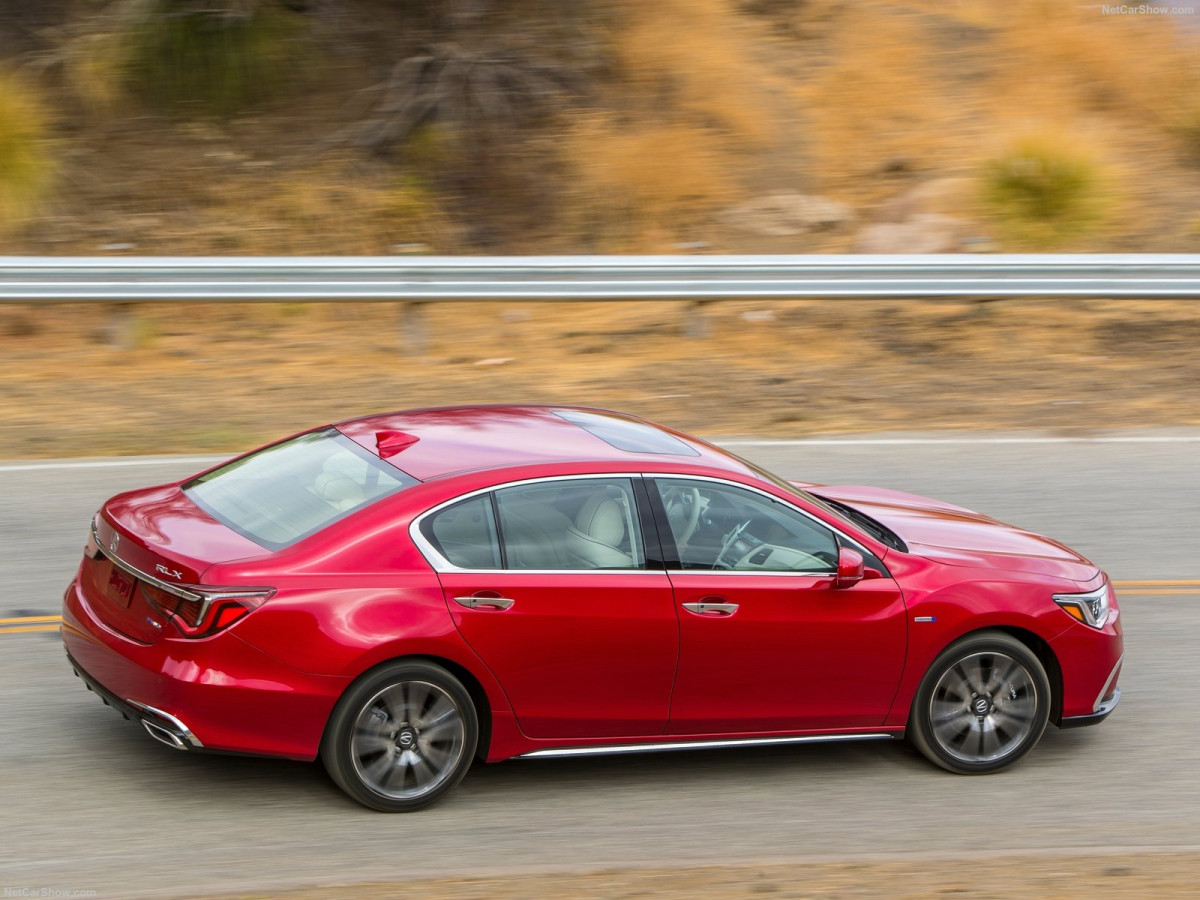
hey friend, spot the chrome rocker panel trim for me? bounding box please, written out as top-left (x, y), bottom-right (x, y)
top-left (516, 732), bottom-right (898, 759)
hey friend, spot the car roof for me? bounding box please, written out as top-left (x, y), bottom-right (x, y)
top-left (334, 405), bottom-right (755, 482)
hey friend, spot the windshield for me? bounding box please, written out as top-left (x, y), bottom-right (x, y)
top-left (185, 429), bottom-right (417, 550)
top-left (735, 456), bottom-right (907, 551)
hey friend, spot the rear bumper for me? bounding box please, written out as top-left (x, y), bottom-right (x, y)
top-left (62, 575), bottom-right (350, 760)
top-left (66, 650), bottom-right (203, 750)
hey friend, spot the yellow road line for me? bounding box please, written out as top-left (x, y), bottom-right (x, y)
top-left (0, 624), bottom-right (60, 634)
top-left (0, 615), bottom-right (62, 624)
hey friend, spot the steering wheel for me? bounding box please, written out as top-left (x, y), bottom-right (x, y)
top-left (662, 486), bottom-right (702, 544)
top-left (713, 520), bottom-right (751, 568)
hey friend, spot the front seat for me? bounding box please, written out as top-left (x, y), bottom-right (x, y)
top-left (565, 494), bottom-right (634, 568)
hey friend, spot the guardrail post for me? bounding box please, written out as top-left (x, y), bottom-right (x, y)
top-left (685, 300), bottom-right (713, 338)
top-left (107, 303), bottom-right (137, 349)
top-left (399, 302), bottom-right (429, 355)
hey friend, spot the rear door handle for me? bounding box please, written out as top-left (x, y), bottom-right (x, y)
top-left (681, 601), bottom-right (739, 617)
top-left (453, 594), bottom-right (515, 611)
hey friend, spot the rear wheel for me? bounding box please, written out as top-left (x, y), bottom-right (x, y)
top-left (323, 661), bottom-right (478, 812)
top-left (909, 631), bottom-right (1051, 774)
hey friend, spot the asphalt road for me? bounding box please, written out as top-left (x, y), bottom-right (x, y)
top-left (2, 431), bottom-right (1199, 899)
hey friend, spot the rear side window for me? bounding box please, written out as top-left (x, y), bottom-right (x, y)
top-left (185, 429), bottom-right (417, 550)
top-left (421, 496), bottom-right (502, 569)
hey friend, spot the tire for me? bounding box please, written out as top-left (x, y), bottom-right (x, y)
top-left (322, 660), bottom-right (479, 812)
top-left (909, 630), bottom-right (1051, 775)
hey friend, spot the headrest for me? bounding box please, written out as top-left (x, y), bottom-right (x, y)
top-left (575, 495), bottom-right (625, 546)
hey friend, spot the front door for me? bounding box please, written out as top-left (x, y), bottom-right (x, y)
top-left (651, 477), bottom-right (907, 735)
top-left (421, 477), bottom-right (678, 739)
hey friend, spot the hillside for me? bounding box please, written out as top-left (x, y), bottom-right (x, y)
top-left (1, 0), bottom-right (1199, 456)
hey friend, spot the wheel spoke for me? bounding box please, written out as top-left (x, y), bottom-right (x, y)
top-left (353, 727), bottom-right (392, 756)
top-left (418, 697), bottom-right (457, 731)
top-left (410, 754), bottom-right (438, 788)
top-left (986, 657), bottom-right (1017, 694)
top-left (360, 749), bottom-right (395, 786)
top-left (979, 723), bottom-right (1002, 758)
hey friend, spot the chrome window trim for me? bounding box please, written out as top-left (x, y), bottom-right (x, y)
top-left (411, 473), bottom-right (654, 574)
top-left (410, 471), bottom-right (883, 577)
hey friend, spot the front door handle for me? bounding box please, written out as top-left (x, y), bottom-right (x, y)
top-left (453, 593), bottom-right (515, 611)
top-left (682, 601), bottom-right (739, 617)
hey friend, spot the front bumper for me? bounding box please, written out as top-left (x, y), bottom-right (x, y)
top-left (1061, 685), bottom-right (1121, 728)
top-left (1050, 603), bottom-right (1124, 726)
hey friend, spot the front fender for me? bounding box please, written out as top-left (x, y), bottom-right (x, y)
top-left (883, 574), bottom-right (1072, 727)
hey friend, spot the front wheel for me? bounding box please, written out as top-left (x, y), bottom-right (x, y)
top-left (909, 631), bottom-right (1051, 774)
top-left (322, 661), bottom-right (478, 812)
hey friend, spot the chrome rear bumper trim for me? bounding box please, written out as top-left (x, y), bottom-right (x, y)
top-left (516, 732), bottom-right (897, 759)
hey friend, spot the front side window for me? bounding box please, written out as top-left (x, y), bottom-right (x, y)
top-left (185, 429), bottom-right (416, 550)
top-left (494, 478), bottom-right (645, 570)
top-left (654, 478), bottom-right (837, 572)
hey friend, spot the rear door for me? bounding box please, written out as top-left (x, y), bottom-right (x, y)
top-left (419, 476), bottom-right (678, 740)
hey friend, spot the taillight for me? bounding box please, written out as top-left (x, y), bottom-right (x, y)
top-left (143, 582), bottom-right (273, 638)
top-left (170, 590), bottom-right (272, 638)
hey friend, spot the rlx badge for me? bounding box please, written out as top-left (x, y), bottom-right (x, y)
top-left (155, 563), bottom-right (183, 580)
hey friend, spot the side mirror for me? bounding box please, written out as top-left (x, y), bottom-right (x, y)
top-left (834, 546), bottom-right (865, 590)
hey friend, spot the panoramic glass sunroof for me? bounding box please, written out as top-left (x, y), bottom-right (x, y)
top-left (554, 409), bottom-right (699, 456)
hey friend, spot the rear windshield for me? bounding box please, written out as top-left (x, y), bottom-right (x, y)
top-left (184, 429), bottom-right (417, 550)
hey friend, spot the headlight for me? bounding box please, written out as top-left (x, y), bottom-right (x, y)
top-left (1053, 583), bottom-right (1111, 628)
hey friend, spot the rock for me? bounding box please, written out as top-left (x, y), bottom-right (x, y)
top-left (854, 214), bottom-right (968, 254)
top-left (876, 177), bottom-right (973, 223)
top-left (722, 193), bottom-right (856, 236)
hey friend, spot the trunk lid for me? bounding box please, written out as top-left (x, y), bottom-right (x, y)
top-left (86, 483), bottom-right (267, 643)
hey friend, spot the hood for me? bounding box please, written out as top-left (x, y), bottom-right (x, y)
top-left (809, 484), bottom-right (1098, 582)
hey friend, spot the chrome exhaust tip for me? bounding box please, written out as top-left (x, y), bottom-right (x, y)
top-left (142, 719), bottom-right (188, 750)
top-left (125, 699), bottom-right (203, 750)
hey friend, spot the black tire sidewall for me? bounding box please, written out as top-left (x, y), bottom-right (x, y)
top-left (910, 631), bottom-right (1051, 775)
top-left (322, 660), bottom-right (479, 812)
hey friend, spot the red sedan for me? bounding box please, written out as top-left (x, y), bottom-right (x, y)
top-left (62, 406), bottom-right (1123, 811)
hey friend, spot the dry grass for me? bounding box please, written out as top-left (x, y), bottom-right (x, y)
top-left (800, 7), bottom-right (961, 194)
top-left (614, 0), bottom-right (777, 146)
top-left (561, 114), bottom-right (737, 251)
top-left (4, 296), bottom-right (1200, 459)
top-left (979, 127), bottom-right (1116, 248)
top-left (48, 0), bottom-right (314, 119)
top-left (193, 853), bottom-right (1200, 900)
top-left (202, 166), bottom-right (456, 255)
top-left (0, 72), bottom-right (53, 231)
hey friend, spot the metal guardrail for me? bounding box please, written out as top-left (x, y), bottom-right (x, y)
top-left (2, 254), bottom-right (1200, 302)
